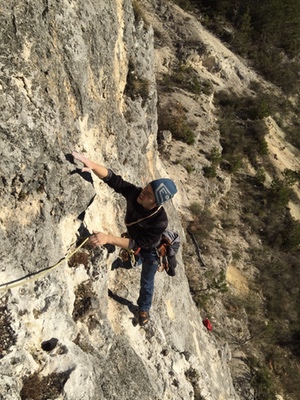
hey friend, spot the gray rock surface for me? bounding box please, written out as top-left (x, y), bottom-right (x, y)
top-left (0, 1), bottom-right (246, 399)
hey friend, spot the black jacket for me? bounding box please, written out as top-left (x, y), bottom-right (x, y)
top-left (103, 170), bottom-right (168, 250)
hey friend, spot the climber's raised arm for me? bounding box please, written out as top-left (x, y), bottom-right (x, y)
top-left (72, 152), bottom-right (108, 180)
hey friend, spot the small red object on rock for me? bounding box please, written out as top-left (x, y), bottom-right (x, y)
top-left (203, 318), bottom-right (213, 331)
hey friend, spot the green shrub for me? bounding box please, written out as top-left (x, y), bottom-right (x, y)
top-left (215, 90), bottom-right (271, 121)
top-left (207, 270), bottom-right (228, 293)
top-left (203, 165), bottom-right (217, 178)
top-left (190, 270), bottom-right (228, 310)
top-left (255, 167), bottom-right (266, 184)
top-left (172, 0), bottom-right (194, 11)
top-left (268, 178), bottom-right (293, 208)
top-left (158, 102), bottom-right (196, 144)
top-left (281, 219), bottom-right (300, 251)
top-left (204, 147), bottom-right (222, 178)
top-left (161, 64), bottom-right (213, 96)
top-left (283, 168), bottom-right (300, 186)
top-left (285, 124), bottom-right (300, 150)
top-left (184, 162), bottom-right (195, 174)
top-left (248, 357), bottom-right (277, 400)
top-left (125, 60), bottom-right (150, 104)
top-left (189, 201), bottom-right (202, 215)
top-left (216, 90), bottom-right (271, 170)
top-left (207, 146), bottom-right (222, 164)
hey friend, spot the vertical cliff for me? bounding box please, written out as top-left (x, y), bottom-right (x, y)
top-left (0, 1), bottom-right (240, 399)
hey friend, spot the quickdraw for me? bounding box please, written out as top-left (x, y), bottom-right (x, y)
top-left (0, 237), bottom-right (90, 292)
top-left (119, 247), bottom-right (141, 268)
top-left (156, 242), bottom-right (169, 272)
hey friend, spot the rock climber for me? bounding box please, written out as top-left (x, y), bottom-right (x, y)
top-left (71, 152), bottom-right (177, 326)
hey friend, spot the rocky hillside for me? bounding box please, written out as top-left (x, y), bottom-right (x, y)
top-left (1, 1), bottom-right (299, 399)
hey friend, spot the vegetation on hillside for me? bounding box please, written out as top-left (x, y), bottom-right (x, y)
top-left (166, 1), bottom-right (300, 399)
top-left (176, 0), bottom-right (300, 92)
top-left (194, 87), bottom-right (300, 400)
top-left (173, 0), bottom-right (300, 150)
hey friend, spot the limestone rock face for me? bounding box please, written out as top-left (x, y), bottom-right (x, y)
top-left (0, 1), bottom-right (239, 400)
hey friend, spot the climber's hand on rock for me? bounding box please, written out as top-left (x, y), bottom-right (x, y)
top-left (72, 152), bottom-right (94, 172)
top-left (89, 232), bottom-right (109, 247)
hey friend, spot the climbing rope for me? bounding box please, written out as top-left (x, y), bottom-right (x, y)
top-left (0, 237), bottom-right (90, 292)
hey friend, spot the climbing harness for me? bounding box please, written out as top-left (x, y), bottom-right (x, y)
top-left (156, 230), bottom-right (180, 275)
top-left (0, 237), bottom-right (90, 292)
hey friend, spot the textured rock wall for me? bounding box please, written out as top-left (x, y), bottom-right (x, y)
top-left (0, 1), bottom-right (240, 399)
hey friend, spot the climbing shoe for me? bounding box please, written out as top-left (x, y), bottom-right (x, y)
top-left (138, 310), bottom-right (150, 326)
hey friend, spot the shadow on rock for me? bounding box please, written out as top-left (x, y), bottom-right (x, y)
top-left (108, 289), bottom-right (138, 326)
top-left (111, 258), bottom-right (133, 270)
top-left (65, 153), bottom-right (94, 184)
